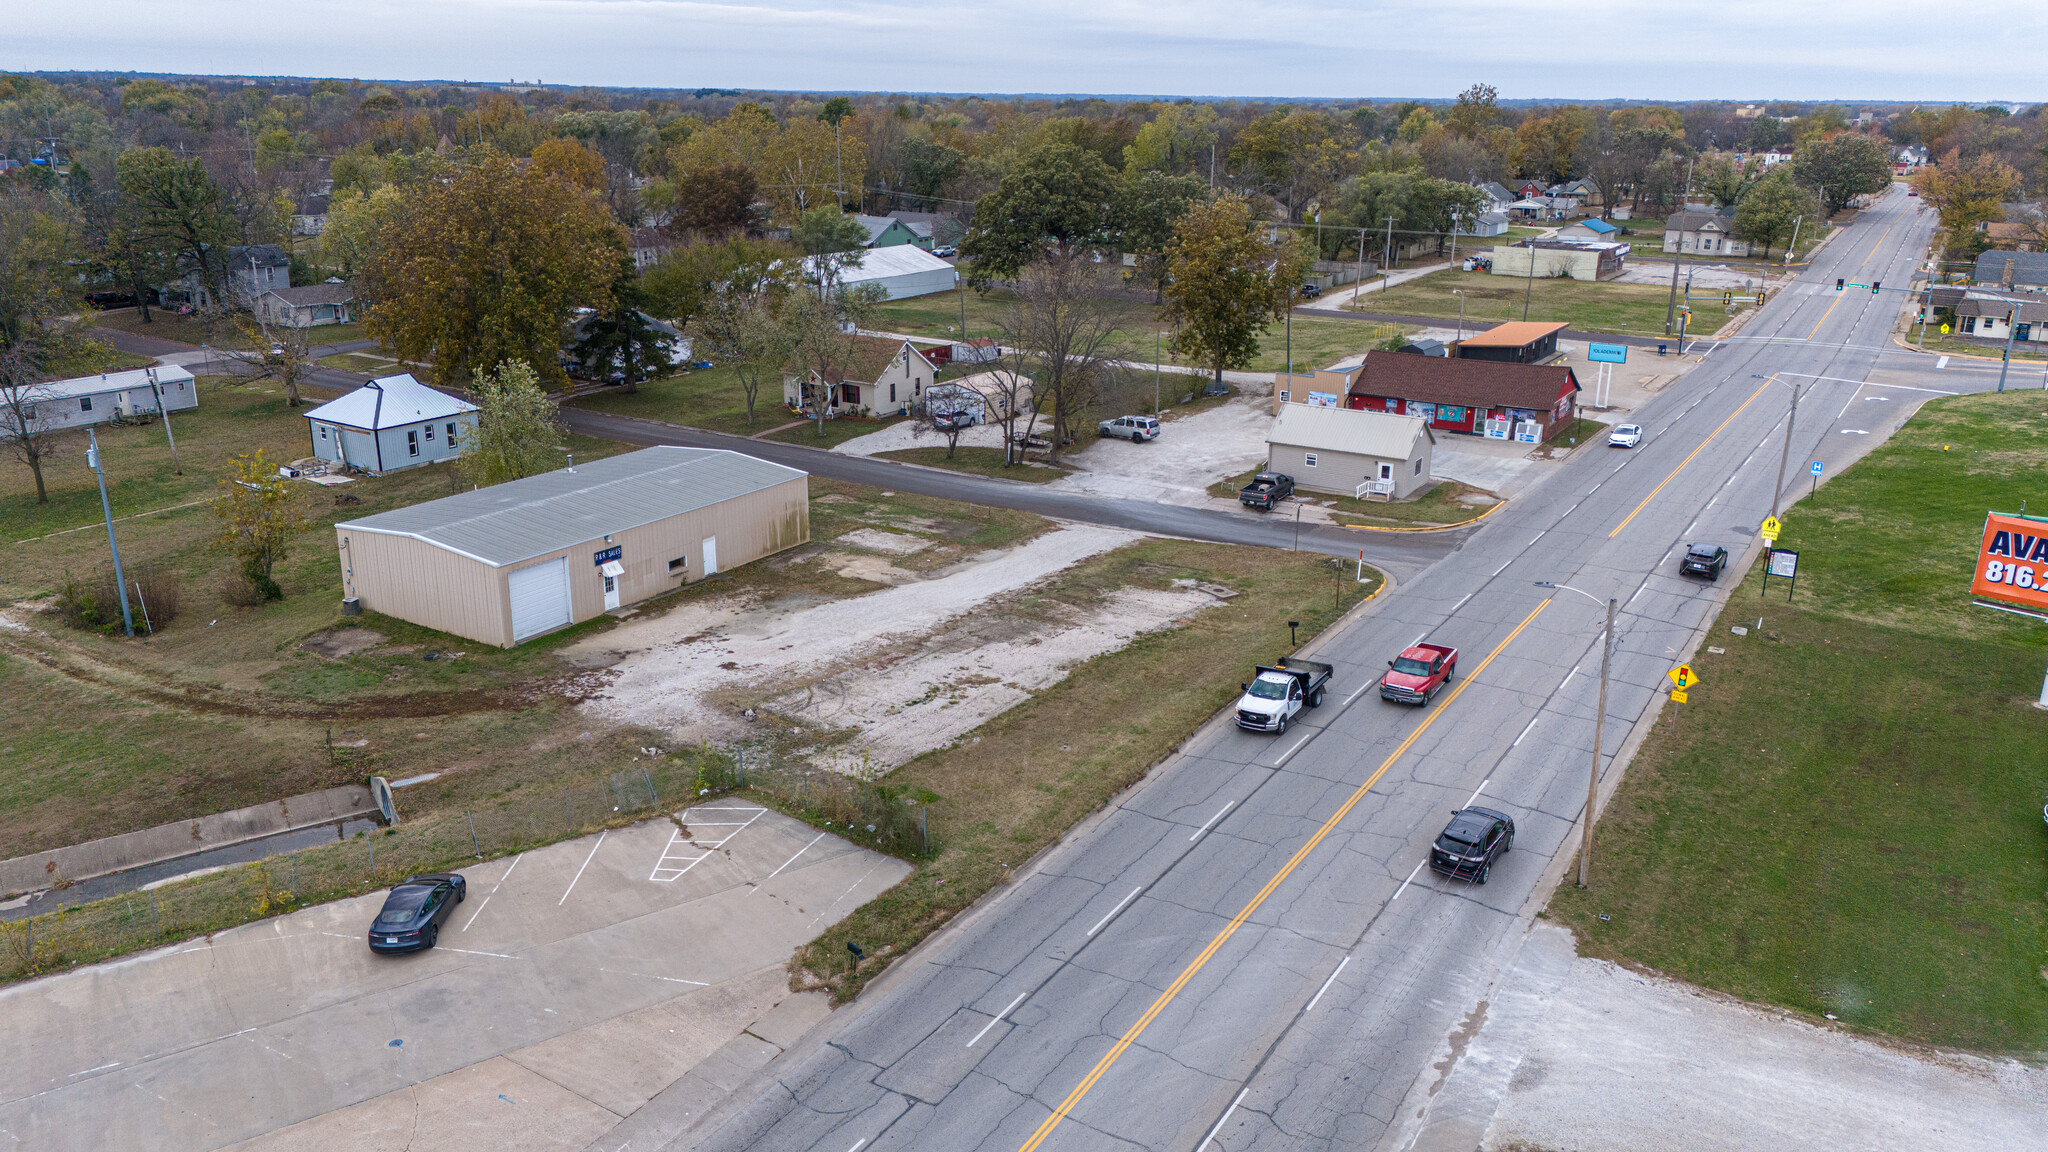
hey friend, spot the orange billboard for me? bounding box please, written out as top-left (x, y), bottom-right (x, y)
top-left (1971, 513), bottom-right (2048, 612)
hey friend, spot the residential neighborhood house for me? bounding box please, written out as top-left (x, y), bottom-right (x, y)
top-left (1, 365), bottom-right (197, 434)
top-left (1972, 249), bottom-right (2048, 292)
top-left (292, 192), bottom-right (331, 236)
top-left (1663, 210), bottom-right (1751, 257)
top-left (1553, 217), bottom-right (1621, 244)
top-left (1266, 404), bottom-right (1435, 499)
top-left (1346, 349), bottom-right (1580, 442)
top-left (255, 282), bottom-right (354, 328)
top-left (783, 337), bottom-right (939, 417)
top-left (853, 214), bottom-right (924, 248)
top-left (924, 370), bottom-right (1034, 425)
top-left (302, 373), bottom-right (479, 476)
top-left (1953, 295), bottom-right (2048, 343)
top-left (334, 446), bottom-right (810, 646)
top-left (629, 227), bottom-right (677, 270)
top-left (166, 243), bottom-right (291, 311)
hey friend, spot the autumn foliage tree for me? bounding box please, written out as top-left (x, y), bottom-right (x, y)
top-left (1161, 194), bottom-right (1313, 389)
top-left (359, 151), bottom-right (621, 388)
top-left (1915, 150), bottom-right (2022, 260)
top-left (210, 449), bottom-right (305, 602)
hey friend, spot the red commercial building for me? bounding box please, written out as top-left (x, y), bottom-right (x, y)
top-left (1346, 352), bottom-right (1580, 442)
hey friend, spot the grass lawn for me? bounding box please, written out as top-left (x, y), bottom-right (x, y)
top-left (766, 414), bottom-right (907, 448)
top-left (874, 288), bottom-right (1403, 377)
top-left (789, 539), bottom-right (1384, 1001)
top-left (566, 365), bottom-right (796, 436)
top-left (1360, 268), bottom-right (1717, 337)
top-left (874, 446), bottom-right (1070, 482)
top-left (1547, 389), bottom-right (2048, 1053)
top-left (90, 309), bottom-right (369, 352)
top-left (0, 448), bottom-right (1041, 862)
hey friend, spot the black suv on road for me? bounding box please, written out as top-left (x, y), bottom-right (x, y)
top-left (1680, 543), bottom-right (1728, 580)
top-left (1429, 807), bottom-right (1515, 883)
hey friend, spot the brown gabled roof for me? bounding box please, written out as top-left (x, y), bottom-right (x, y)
top-left (818, 336), bottom-right (933, 385)
top-left (1348, 351), bottom-right (1578, 411)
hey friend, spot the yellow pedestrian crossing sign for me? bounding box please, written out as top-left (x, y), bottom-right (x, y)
top-left (1760, 517), bottom-right (1781, 542)
top-left (1668, 664), bottom-right (1697, 689)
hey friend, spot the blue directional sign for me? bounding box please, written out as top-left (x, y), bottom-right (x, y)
top-left (1810, 461), bottom-right (1823, 476)
top-left (1588, 342), bottom-right (1628, 364)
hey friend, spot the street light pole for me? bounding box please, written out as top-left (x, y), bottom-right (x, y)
top-left (1997, 307), bottom-right (2020, 393)
top-left (1154, 329), bottom-right (1162, 416)
top-left (87, 428), bottom-right (135, 638)
top-left (1583, 596), bottom-right (1614, 888)
top-left (1768, 375), bottom-right (1800, 520)
top-left (1534, 582), bottom-right (1614, 889)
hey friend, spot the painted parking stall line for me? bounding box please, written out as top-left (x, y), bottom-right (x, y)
top-left (651, 805), bottom-right (766, 882)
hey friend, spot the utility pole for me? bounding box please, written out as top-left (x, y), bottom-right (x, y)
top-left (1523, 242), bottom-right (1538, 322)
top-left (144, 368), bottom-right (181, 475)
top-left (1784, 216), bottom-right (1803, 267)
top-left (86, 428), bottom-right (135, 638)
top-left (1769, 377), bottom-right (1801, 520)
top-left (1381, 216), bottom-right (1396, 288)
top-left (1580, 596), bottom-right (1614, 889)
top-left (1997, 306), bottom-right (2020, 392)
top-left (1154, 330), bottom-right (1162, 416)
top-left (1353, 227), bottom-right (1367, 305)
top-left (1917, 275), bottom-right (1933, 349)
top-left (1664, 235), bottom-right (1687, 335)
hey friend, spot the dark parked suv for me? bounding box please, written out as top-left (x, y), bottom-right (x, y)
top-left (1429, 807), bottom-right (1515, 883)
top-left (1680, 543), bottom-right (1728, 580)
top-left (367, 873), bottom-right (466, 954)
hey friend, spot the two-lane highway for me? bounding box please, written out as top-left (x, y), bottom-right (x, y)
top-left (671, 187), bottom-right (1969, 1152)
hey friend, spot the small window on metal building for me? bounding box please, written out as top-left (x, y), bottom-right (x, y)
top-left (668, 557), bottom-right (686, 572)
top-left (446, 422), bottom-right (458, 446)
top-left (1413, 458), bottom-right (1424, 475)
top-left (1303, 452), bottom-right (1318, 468)
top-left (424, 423), bottom-right (435, 441)
top-left (407, 429), bottom-right (419, 456)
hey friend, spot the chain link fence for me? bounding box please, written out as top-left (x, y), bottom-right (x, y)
top-left (1, 745), bottom-right (930, 983)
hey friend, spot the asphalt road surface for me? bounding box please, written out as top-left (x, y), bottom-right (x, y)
top-left (669, 189), bottom-right (1982, 1152)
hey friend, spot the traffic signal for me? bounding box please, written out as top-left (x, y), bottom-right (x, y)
top-left (1872, 281), bottom-right (1881, 293)
top-left (1835, 278), bottom-right (1844, 291)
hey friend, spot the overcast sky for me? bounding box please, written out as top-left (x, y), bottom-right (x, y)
top-left (9, 1), bottom-right (2042, 103)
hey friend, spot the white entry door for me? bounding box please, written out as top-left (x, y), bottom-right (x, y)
top-left (702, 536), bottom-right (718, 576)
top-left (601, 559), bottom-right (624, 610)
top-left (508, 557), bottom-right (571, 642)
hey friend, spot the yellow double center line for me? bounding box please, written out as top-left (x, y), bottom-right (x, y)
top-left (1607, 374), bottom-right (1776, 538)
top-left (1014, 599), bottom-right (1553, 1152)
top-left (1807, 225), bottom-right (1894, 340)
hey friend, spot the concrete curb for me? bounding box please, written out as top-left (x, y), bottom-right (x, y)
top-left (1, 783), bottom-right (376, 898)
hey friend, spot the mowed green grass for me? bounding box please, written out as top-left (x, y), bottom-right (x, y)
top-left (1548, 389), bottom-right (2048, 1053)
top-left (1365, 268), bottom-right (1718, 337)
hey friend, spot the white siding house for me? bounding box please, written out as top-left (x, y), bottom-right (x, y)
top-left (303, 374), bottom-right (479, 476)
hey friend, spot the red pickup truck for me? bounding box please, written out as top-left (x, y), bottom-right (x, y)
top-left (1380, 642), bottom-right (1458, 705)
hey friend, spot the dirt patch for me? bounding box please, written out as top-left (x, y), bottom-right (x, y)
top-left (835, 528), bottom-right (934, 556)
top-left (298, 628), bottom-right (387, 659)
top-left (568, 524), bottom-right (1159, 770)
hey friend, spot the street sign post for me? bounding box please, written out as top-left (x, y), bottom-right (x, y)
top-left (1667, 664), bottom-right (1697, 689)
top-left (1759, 516), bottom-right (1781, 542)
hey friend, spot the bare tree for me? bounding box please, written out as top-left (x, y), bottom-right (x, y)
top-left (995, 251), bottom-right (1125, 465)
top-left (234, 315), bottom-right (317, 407)
top-left (910, 402), bottom-right (971, 458)
top-left (0, 375), bottom-right (61, 503)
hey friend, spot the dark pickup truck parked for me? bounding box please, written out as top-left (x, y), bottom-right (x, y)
top-left (1235, 656), bottom-right (1334, 733)
top-left (1381, 642), bottom-right (1458, 705)
top-left (1239, 472), bottom-right (1295, 510)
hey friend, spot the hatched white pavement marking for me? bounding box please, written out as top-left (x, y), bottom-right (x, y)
top-left (650, 806), bottom-right (767, 882)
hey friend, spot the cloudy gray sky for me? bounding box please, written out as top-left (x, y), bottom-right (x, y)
top-left (9, 0), bottom-right (2042, 102)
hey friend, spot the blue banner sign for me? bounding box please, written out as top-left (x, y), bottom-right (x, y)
top-left (1587, 342), bottom-right (1628, 364)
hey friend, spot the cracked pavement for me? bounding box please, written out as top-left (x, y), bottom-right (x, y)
top-left (671, 191), bottom-right (1994, 1152)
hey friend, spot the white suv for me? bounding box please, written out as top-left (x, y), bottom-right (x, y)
top-left (1097, 415), bottom-right (1160, 442)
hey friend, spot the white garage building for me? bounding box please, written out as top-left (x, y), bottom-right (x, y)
top-left (811, 244), bottom-right (960, 300)
top-left (334, 447), bottom-right (810, 646)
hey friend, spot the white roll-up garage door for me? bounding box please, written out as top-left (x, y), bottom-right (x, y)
top-left (508, 557), bottom-right (571, 642)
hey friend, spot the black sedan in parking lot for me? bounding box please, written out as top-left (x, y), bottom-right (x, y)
top-left (367, 873), bottom-right (466, 953)
top-left (1428, 807), bottom-right (1515, 883)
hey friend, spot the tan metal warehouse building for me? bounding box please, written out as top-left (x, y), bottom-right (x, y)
top-left (334, 446), bottom-right (809, 646)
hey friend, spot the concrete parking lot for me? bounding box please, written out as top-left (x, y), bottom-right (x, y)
top-left (0, 804), bottom-right (910, 1152)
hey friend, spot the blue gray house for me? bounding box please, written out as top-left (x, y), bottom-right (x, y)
top-left (303, 373), bottom-right (478, 476)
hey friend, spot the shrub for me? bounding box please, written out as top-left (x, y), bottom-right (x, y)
top-left (55, 565), bottom-right (181, 635)
top-left (219, 570), bottom-right (269, 608)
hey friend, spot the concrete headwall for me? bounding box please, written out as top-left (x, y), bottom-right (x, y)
top-left (1, 783), bottom-right (376, 897)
